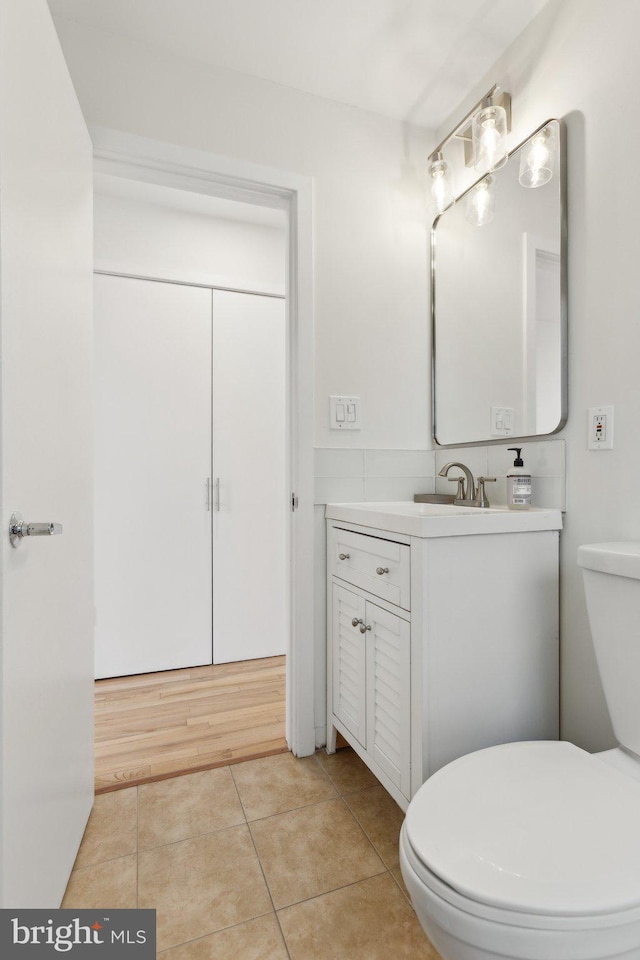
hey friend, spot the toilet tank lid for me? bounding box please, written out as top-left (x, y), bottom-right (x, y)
top-left (404, 741), bottom-right (640, 917)
top-left (578, 542), bottom-right (640, 579)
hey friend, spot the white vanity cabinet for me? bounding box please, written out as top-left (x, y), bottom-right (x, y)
top-left (326, 503), bottom-right (562, 811)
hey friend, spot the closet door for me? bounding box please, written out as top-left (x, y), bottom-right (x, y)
top-left (212, 290), bottom-right (287, 663)
top-left (94, 275), bottom-right (213, 677)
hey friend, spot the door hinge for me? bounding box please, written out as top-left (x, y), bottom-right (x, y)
top-left (291, 493), bottom-right (299, 512)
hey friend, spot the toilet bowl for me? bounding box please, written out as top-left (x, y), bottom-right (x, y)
top-left (400, 543), bottom-right (640, 960)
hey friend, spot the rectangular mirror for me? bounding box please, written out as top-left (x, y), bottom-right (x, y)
top-left (432, 118), bottom-right (566, 446)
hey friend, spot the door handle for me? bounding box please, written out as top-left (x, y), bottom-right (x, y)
top-left (213, 477), bottom-right (220, 512)
top-left (9, 512), bottom-right (63, 548)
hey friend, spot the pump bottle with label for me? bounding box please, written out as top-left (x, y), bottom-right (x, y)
top-left (506, 447), bottom-right (532, 510)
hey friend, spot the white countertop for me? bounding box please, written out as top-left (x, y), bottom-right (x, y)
top-left (325, 501), bottom-right (563, 538)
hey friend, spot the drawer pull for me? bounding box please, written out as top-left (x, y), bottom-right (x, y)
top-left (359, 623), bottom-right (372, 634)
top-left (339, 553), bottom-right (350, 560)
top-left (351, 617), bottom-right (364, 628)
top-left (376, 566), bottom-right (389, 576)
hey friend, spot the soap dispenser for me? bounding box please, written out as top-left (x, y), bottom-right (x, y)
top-left (506, 448), bottom-right (532, 510)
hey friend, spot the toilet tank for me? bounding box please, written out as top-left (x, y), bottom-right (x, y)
top-left (578, 543), bottom-right (640, 756)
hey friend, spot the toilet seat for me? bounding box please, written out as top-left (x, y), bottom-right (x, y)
top-left (404, 740), bottom-right (640, 918)
top-left (400, 825), bottom-right (640, 960)
top-left (400, 827), bottom-right (640, 935)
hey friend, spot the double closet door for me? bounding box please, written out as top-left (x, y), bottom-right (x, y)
top-left (94, 274), bottom-right (286, 679)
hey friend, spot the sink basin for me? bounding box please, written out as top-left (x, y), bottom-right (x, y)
top-left (325, 501), bottom-right (563, 538)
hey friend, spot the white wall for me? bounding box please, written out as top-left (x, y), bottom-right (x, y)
top-left (94, 185), bottom-right (286, 294)
top-left (52, 15), bottom-right (432, 451)
top-left (433, 0), bottom-right (640, 752)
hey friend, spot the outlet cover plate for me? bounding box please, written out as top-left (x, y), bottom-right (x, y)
top-left (588, 405), bottom-right (614, 450)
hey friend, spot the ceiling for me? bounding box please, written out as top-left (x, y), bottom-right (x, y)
top-left (48, 0), bottom-right (548, 129)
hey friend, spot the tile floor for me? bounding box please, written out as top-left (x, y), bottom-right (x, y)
top-left (63, 747), bottom-right (441, 959)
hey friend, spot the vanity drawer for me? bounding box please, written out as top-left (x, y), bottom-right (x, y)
top-left (330, 526), bottom-right (410, 610)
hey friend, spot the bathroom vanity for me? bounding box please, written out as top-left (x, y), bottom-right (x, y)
top-left (326, 502), bottom-right (562, 810)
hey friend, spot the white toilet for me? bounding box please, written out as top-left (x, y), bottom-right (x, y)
top-left (400, 542), bottom-right (640, 960)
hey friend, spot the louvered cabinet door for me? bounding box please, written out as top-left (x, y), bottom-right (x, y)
top-left (332, 584), bottom-right (367, 747)
top-left (365, 602), bottom-right (411, 796)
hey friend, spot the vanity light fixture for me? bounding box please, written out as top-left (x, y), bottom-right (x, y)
top-left (465, 176), bottom-right (495, 227)
top-left (519, 124), bottom-right (557, 187)
top-left (428, 152), bottom-right (454, 214)
top-left (427, 84), bottom-right (511, 188)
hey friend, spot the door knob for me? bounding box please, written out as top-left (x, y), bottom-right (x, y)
top-left (9, 512), bottom-right (63, 548)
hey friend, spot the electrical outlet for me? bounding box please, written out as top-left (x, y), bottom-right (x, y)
top-left (588, 405), bottom-right (614, 450)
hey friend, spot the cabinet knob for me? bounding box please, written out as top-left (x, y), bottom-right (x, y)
top-left (359, 623), bottom-right (372, 634)
top-left (338, 553), bottom-right (350, 560)
top-left (376, 566), bottom-right (389, 576)
top-left (351, 617), bottom-right (364, 628)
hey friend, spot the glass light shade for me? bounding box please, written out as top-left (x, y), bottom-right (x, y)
top-left (472, 104), bottom-right (508, 172)
top-left (428, 155), bottom-right (454, 214)
top-left (519, 126), bottom-right (556, 188)
top-left (465, 176), bottom-right (495, 227)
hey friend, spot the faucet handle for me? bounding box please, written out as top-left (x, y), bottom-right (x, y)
top-left (447, 476), bottom-right (466, 501)
top-left (475, 477), bottom-right (496, 508)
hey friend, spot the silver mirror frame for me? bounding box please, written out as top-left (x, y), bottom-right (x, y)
top-left (431, 117), bottom-right (567, 448)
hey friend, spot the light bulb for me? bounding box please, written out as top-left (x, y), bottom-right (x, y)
top-left (481, 119), bottom-right (500, 168)
top-left (472, 105), bottom-right (508, 172)
top-left (428, 154), bottom-right (454, 214)
top-left (465, 176), bottom-right (495, 227)
top-left (519, 127), bottom-right (555, 188)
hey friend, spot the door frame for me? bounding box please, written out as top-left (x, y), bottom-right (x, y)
top-left (91, 126), bottom-right (316, 757)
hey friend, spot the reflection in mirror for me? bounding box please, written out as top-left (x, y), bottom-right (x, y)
top-left (432, 119), bottom-right (565, 446)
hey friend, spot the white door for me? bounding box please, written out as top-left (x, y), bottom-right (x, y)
top-left (212, 290), bottom-right (287, 663)
top-left (94, 276), bottom-right (213, 678)
top-left (0, 0), bottom-right (94, 907)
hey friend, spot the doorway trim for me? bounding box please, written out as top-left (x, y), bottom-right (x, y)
top-left (91, 126), bottom-right (316, 757)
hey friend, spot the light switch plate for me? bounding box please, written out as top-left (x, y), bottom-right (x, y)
top-left (330, 396), bottom-right (361, 430)
top-left (490, 405), bottom-right (515, 436)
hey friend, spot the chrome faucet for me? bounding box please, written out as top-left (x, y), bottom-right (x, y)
top-left (438, 462), bottom-right (496, 507)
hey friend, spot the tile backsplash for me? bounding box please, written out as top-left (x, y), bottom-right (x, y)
top-left (314, 448), bottom-right (435, 506)
top-left (314, 439), bottom-right (566, 511)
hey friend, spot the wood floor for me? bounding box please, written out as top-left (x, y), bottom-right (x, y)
top-left (94, 656), bottom-right (287, 794)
